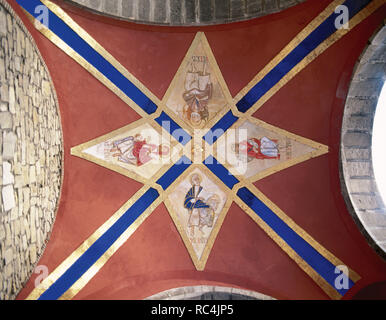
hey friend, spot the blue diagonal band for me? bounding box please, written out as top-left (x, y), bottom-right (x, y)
top-left (156, 155), bottom-right (192, 190)
top-left (203, 111), bottom-right (239, 145)
top-left (237, 187), bottom-right (354, 296)
top-left (236, 0), bottom-right (372, 113)
top-left (155, 112), bottom-right (192, 146)
top-left (16, 0), bottom-right (158, 115)
top-left (204, 155), bottom-right (239, 190)
top-left (38, 187), bottom-right (160, 300)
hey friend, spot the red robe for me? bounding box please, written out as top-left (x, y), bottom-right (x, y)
top-left (240, 138), bottom-right (280, 160)
top-left (133, 140), bottom-right (157, 166)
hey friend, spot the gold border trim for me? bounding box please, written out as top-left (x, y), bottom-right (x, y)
top-left (213, 116), bottom-right (329, 183)
top-left (38, 0), bottom-right (161, 118)
top-left (59, 194), bottom-right (163, 300)
top-left (19, 0), bottom-right (376, 300)
top-left (233, 0), bottom-right (346, 104)
top-left (26, 185), bottom-right (160, 300)
top-left (233, 194), bottom-right (343, 300)
top-left (70, 117), bottom-right (183, 187)
top-left (163, 164), bottom-right (233, 271)
top-left (161, 32), bottom-right (237, 137)
top-left (240, 181), bottom-right (361, 283)
top-left (238, 0), bottom-right (386, 117)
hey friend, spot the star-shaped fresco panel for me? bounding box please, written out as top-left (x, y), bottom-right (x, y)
top-left (71, 32), bottom-right (328, 272)
top-left (17, 0), bottom-right (381, 300)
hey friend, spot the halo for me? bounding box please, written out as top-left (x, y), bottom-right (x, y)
top-left (190, 173), bottom-right (202, 185)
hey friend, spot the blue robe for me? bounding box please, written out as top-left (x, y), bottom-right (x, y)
top-left (184, 186), bottom-right (210, 210)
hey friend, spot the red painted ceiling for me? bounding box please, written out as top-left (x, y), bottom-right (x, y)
top-left (7, 0), bottom-right (386, 300)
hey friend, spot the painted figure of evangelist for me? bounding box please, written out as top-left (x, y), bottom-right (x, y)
top-left (232, 137), bottom-right (280, 162)
top-left (108, 133), bottom-right (170, 166)
top-left (181, 56), bottom-right (212, 127)
top-left (184, 173), bottom-right (220, 236)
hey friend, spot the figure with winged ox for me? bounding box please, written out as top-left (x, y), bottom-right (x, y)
top-left (184, 173), bottom-right (220, 236)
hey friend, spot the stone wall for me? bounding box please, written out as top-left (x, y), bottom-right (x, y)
top-left (0, 0), bottom-right (63, 299)
top-left (341, 24), bottom-right (386, 259)
top-left (66, 0), bottom-right (305, 25)
top-left (145, 285), bottom-right (275, 300)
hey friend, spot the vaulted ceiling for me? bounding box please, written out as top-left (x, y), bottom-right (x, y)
top-left (0, 0), bottom-right (385, 300)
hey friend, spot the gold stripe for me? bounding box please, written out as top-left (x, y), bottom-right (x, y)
top-left (198, 33), bottom-right (240, 122)
top-left (26, 185), bottom-right (157, 299)
top-left (40, 0), bottom-right (162, 107)
top-left (27, 138), bottom-right (186, 300)
top-left (24, 12), bottom-right (152, 119)
top-left (204, 150), bottom-right (361, 289)
top-left (233, 195), bottom-right (342, 300)
top-left (50, 152), bottom-right (191, 300)
top-left (21, 0), bottom-right (372, 299)
top-left (241, 0), bottom-right (385, 117)
top-left (233, 0), bottom-right (347, 104)
top-left (160, 32), bottom-right (236, 137)
top-left (219, 0), bottom-right (381, 287)
top-left (70, 117), bottom-right (184, 186)
top-left (27, 139), bottom-right (185, 299)
top-left (243, 182), bottom-right (361, 282)
top-left (58, 196), bottom-right (163, 300)
top-left (36, 0), bottom-right (161, 117)
top-left (163, 164), bottom-right (233, 271)
top-left (161, 32), bottom-right (202, 111)
top-left (212, 116), bottom-right (329, 183)
top-left (249, 148), bottom-right (327, 181)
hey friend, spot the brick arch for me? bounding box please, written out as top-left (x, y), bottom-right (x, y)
top-left (340, 24), bottom-right (386, 259)
top-left (65, 0), bottom-right (306, 25)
